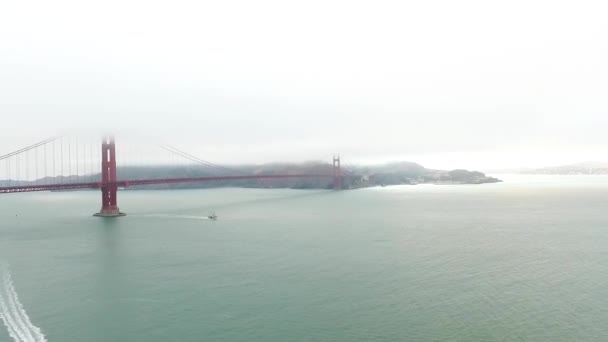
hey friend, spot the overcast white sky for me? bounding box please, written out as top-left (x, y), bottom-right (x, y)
top-left (1, 0), bottom-right (607, 170)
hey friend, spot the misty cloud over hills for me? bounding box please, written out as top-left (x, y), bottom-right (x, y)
top-left (0, 161), bottom-right (500, 189)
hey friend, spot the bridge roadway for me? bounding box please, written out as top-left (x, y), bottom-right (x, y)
top-left (0, 174), bottom-right (334, 194)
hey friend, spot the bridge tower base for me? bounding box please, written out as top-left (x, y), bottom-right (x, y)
top-left (94, 209), bottom-right (126, 217)
top-left (94, 136), bottom-right (126, 217)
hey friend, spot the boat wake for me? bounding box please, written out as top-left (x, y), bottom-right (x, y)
top-left (141, 214), bottom-right (212, 220)
top-left (0, 264), bottom-right (47, 342)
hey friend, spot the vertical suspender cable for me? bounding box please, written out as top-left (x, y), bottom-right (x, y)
top-left (76, 137), bottom-right (79, 183)
top-left (92, 141), bottom-right (94, 182)
top-left (60, 137), bottom-right (64, 184)
top-left (95, 138), bottom-right (101, 182)
top-left (87, 142), bottom-right (90, 182)
top-left (68, 137), bottom-right (71, 182)
top-left (84, 141), bottom-right (88, 182)
top-left (91, 141), bottom-right (94, 182)
top-left (44, 143), bottom-right (47, 185)
top-left (35, 147), bottom-right (38, 185)
top-left (51, 141), bottom-right (57, 184)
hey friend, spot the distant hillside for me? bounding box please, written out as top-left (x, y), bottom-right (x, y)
top-left (350, 162), bottom-right (500, 187)
top-left (0, 161), bottom-right (501, 189)
top-left (517, 162), bottom-right (608, 175)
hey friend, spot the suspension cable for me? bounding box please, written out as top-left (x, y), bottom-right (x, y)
top-left (0, 136), bottom-right (61, 161)
top-left (161, 145), bottom-right (243, 174)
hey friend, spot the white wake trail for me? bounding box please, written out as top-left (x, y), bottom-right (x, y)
top-left (3, 274), bottom-right (36, 341)
top-left (0, 264), bottom-right (47, 342)
top-left (0, 311), bottom-right (25, 342)
top-left (4, 272), bottom-right (46, 342)
top-left (0, 278), bottom-right (27, 342)
top-left (0, 313), bottom-right (23, 342)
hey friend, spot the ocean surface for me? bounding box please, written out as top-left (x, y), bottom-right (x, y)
top-left (1, 175), bottom-right (608, 341)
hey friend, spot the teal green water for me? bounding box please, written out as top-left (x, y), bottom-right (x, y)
top-left (1, 175), bottom-right (608, 341)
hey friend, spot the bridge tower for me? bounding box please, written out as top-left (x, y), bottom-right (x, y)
top-left (94, 136), bottom-right (125, 217)
top-left (333, 155), bottom-right (342, 190)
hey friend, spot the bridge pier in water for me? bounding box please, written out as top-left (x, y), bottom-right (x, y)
top-left (94, 136), bottom-right (125, 217)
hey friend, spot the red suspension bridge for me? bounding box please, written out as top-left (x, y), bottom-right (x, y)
top-left (0, 136), bottom-right (344, 217)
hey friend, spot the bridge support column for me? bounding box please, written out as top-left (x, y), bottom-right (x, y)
top-left (94, 136), bottom-right (125, 217)
top-left (333, 155), bottom-right (342, 190)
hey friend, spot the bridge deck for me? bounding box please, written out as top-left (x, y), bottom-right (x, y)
top-left (0, 174), bottom-right (334, 194)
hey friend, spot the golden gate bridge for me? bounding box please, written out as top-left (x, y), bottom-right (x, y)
top-left (0, 136), bottom-right (344, 217)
